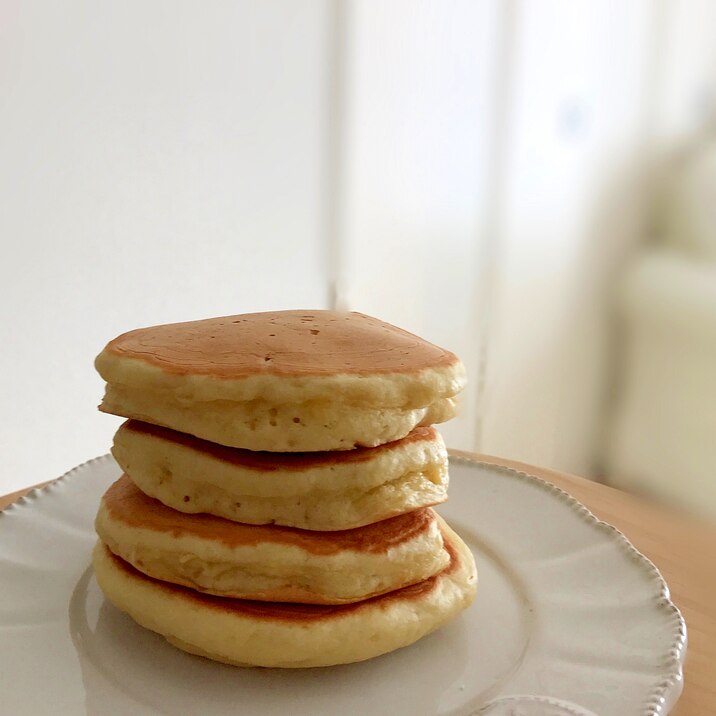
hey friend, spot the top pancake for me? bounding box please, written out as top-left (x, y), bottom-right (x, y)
top-left (95, 311), bottom-right (465, 451)
top-left (98, 310), bottom-right (458, 378)
top-left (95, 310), bottom-right (465, 406)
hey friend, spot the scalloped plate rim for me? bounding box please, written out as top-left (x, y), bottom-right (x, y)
top-left (0, 453), bottom-right (687, 716)
top-left (450, 454), bottom-right (687, 716)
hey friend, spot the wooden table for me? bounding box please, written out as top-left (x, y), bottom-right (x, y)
top-left (2, 453), bottom-right (714, 715)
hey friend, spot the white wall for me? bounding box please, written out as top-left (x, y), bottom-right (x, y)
top-left (0, 1), bottom-right (330, 493)
top-left (2, 1), bottom-right (715, 495)
top-left (652, 0), bottom-right (716, 146)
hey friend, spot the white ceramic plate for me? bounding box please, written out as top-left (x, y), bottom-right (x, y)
top-left (0, 455), bottom-right (686, 716)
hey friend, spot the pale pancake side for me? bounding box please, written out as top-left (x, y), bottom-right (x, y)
top-left (99, 386), bottom-right (457, 452)
top-left (96, 477), bottom-right (450, 604)
top-left (113, 422), bottom-right (449, 530)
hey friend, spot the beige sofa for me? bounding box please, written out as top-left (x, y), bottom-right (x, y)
top-left (606, 140), bottom-right (716, 518)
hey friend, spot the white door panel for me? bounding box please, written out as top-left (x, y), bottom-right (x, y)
top-left (336, 0), bottom-right (501, 450)
top-left (480, 0), bottom-right (654, 474)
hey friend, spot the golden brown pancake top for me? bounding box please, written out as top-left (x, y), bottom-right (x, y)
top-left (105, 536), bottom-right (458, 622)
top-left (103, 476), bottom-right (439, 555)
top-left (120, 420), bottom-right (440, 471)
top-left (100, 310), bottom-right (459, 378)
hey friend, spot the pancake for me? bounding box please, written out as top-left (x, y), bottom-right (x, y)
top-left (96, 476), bottom-right (450, 604)
top-left (112, 420), bottom-right (449, 530)
top-left (95, 311), bottom-right (465, 451)
top-left (92, 517), bottom-right (477, 668)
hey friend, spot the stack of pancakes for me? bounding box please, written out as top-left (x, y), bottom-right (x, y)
top-left (92, 310), bottom-right (477, 668)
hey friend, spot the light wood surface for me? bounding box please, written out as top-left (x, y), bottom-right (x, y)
top-left (0, 482), bottom-right (52, 510)
top-left (2, 454), bottom-right (714, 715)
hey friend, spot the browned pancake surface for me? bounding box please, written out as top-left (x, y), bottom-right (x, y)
top-left (104, 536), bottom-right (459, 623)
top-left (104, 476), bottom-right (438, 555)
top-left (101, 310), bottom-right (458, 378)
top-left (120, 420), bottom-right (439, 471)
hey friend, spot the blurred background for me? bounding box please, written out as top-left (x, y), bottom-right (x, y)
top-left (1, 1), bottom-right (715, 517)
